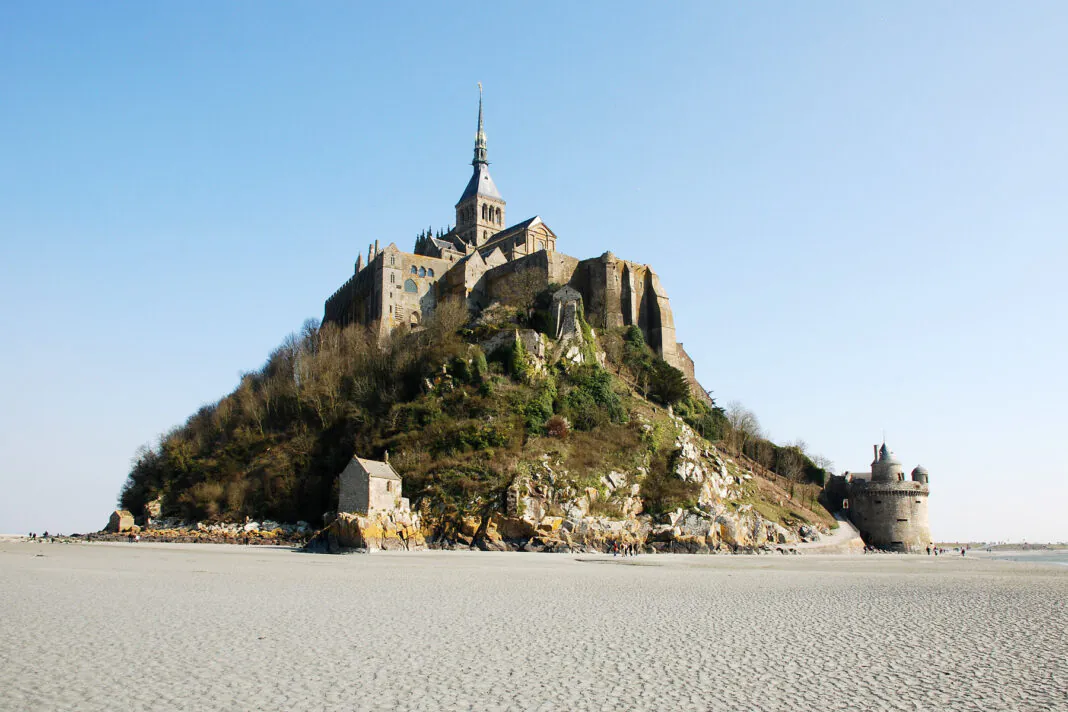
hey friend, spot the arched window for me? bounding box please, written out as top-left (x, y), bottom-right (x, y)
top-left (495, 207), bottom-right (501, 224)
top-left (427, 268), bottom-right (434, 277)
top-left (481, 204), bottom-right (487, 220)
top-left (409, 312), bottom-right (419, 325)
top-left (410, 266), bottom-right (417, 274)
top-left (404, 279), bottom-right (418, 293)
top-left (419, 266), bottom-right (426, 277)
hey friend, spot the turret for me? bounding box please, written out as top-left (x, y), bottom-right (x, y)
top-left (871, 442), bottom-right (905, 482)
top-left (911, 465), bottom-right (929, 484)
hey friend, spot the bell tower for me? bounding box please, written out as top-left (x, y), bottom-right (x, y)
top-left (455, 83), bottom-right (506, 247)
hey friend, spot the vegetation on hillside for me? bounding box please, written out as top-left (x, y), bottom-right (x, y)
top-left (119, 287), bottom-right (831, 532)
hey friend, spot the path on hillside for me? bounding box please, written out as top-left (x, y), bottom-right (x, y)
top-left (795, 512), bottom-right (864, 553)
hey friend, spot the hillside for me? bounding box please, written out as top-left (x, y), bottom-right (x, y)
top-left (118, 286), bottom-right (834, 551)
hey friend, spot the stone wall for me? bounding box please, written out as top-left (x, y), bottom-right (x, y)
top-left (337, 459), bottom-right (370, 514)
top-left (848, 482), bottom-right (931, 552)
top-left (368, 475), bottom-right (404, 512)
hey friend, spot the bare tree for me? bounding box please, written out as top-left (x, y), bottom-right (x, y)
top-left (776, 444), bottom-right (806, 483)
top-left (812, 453), bottom-right (836, 476)
top-left (725, 401), bottom-right (761, 452)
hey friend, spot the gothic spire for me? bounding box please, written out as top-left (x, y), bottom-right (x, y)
top-left (473, 82), bottom-right (487, 167)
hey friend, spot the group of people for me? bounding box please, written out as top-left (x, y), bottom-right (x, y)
top-left (611, 541), bottom-right (640, 556)
top-left (27, 532), bottom-right (52, 542)
top-left (925, 545), bottom-right (966, 556)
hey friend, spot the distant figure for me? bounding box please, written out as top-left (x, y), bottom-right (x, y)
top-left (926, 546), bottom-right (931, 556)
top-left (42, 531), bottom-right (49, 539)
top-left (961, 548), bottom-right (965, 557)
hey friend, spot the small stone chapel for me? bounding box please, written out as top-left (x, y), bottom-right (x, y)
top-left (337, 454), bottom-right (410, 515)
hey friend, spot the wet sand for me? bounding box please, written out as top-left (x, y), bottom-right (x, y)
top-left (1, 540), bottom-right (1065, 711)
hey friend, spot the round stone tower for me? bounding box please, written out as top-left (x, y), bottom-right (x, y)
top-left (847, 443), bottom-right (931, 552)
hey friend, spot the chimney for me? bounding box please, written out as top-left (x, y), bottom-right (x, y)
top-left (873, 444), bottom-right (878, 461)
top-left (374, 239), bottom-right (379, 257)
top-left (383, 450), bottom-right (389, 464)
top-left (356, 254), bottom-right (363, 273)
top-left (368, 244), bottom-right (373, 265)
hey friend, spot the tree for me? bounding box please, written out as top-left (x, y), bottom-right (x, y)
top-left (776, 444), bottom-right (806, 483)
top-left (725, 401), bottom-right (761, 452)
top-left (812, 454), bottom-right (836, 476)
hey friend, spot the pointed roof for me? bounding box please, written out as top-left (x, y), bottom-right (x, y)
top-left (457, 84), bottom-right (503, 204)
top-left (458, 163), bottom-right (502, 203)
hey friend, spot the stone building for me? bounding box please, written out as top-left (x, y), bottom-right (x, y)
top-left (337, 455), bottom-right (410, 516)
top-left (322, 87), bottom-right (710, 404)
top-left (825, 443), bottom-right (931, 552)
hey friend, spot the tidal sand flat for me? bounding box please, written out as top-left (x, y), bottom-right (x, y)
top-left (1, 542), bottom-right (1065, 712)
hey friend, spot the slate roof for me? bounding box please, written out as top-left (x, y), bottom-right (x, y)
top-left (458, 164), bottom-right (502, 203)
top-left (495, 216), bottom-right (539, 235)
top-left (354, 457), bottom-right (401, 481)
top-left (430, 237), bottom-right (461, 253)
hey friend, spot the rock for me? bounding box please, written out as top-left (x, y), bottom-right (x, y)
top-left (319, 511), bottom-right (427, 553)
top-left (105, 510), bottom-right (136, 533)
top-left (243, 522), bottom-right (260, 533)
top-left (491, 515), bottom-right (537, 541)
top-left (143, 497), bottom-right (163, 522)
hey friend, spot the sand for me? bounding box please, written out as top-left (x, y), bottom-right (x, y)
top-left (1, 541), bottom-right (1065, 711)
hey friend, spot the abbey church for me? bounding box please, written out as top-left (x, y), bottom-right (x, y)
top-left (323, 88), bottom-right (707, 400)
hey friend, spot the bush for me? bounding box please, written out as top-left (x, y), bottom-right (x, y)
top-left (639, 451), bottom-right (700, 515)
top-left (561, 365), bottom-right (627, 431)
top-left (545, 415), bottom-right (570, 439)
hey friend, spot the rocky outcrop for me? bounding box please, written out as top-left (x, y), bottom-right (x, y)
top-left (319, 510), bottom-right (426, 553)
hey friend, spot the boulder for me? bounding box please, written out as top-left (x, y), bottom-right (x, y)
top-left (491, 515), bottom-right (537, 540)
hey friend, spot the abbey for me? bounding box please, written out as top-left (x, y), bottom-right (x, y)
top-left (323, 88), bottom-right (706, 398)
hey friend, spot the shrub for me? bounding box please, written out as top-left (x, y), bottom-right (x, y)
top-left (545, 415), bottom-right (570, 439)
top-left (562, 365), bottom-right (626, 430)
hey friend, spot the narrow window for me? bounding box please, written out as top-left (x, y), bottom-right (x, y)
top-left (411, 266), bottom-right (417, 274)
top-left (427, 268), bottom-right (434, 277)
top-left (419, 266), bottom-right (426, 277)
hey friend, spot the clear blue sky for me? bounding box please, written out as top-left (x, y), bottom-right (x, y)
top-left (1, 2), bottom-right (1065, 541)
